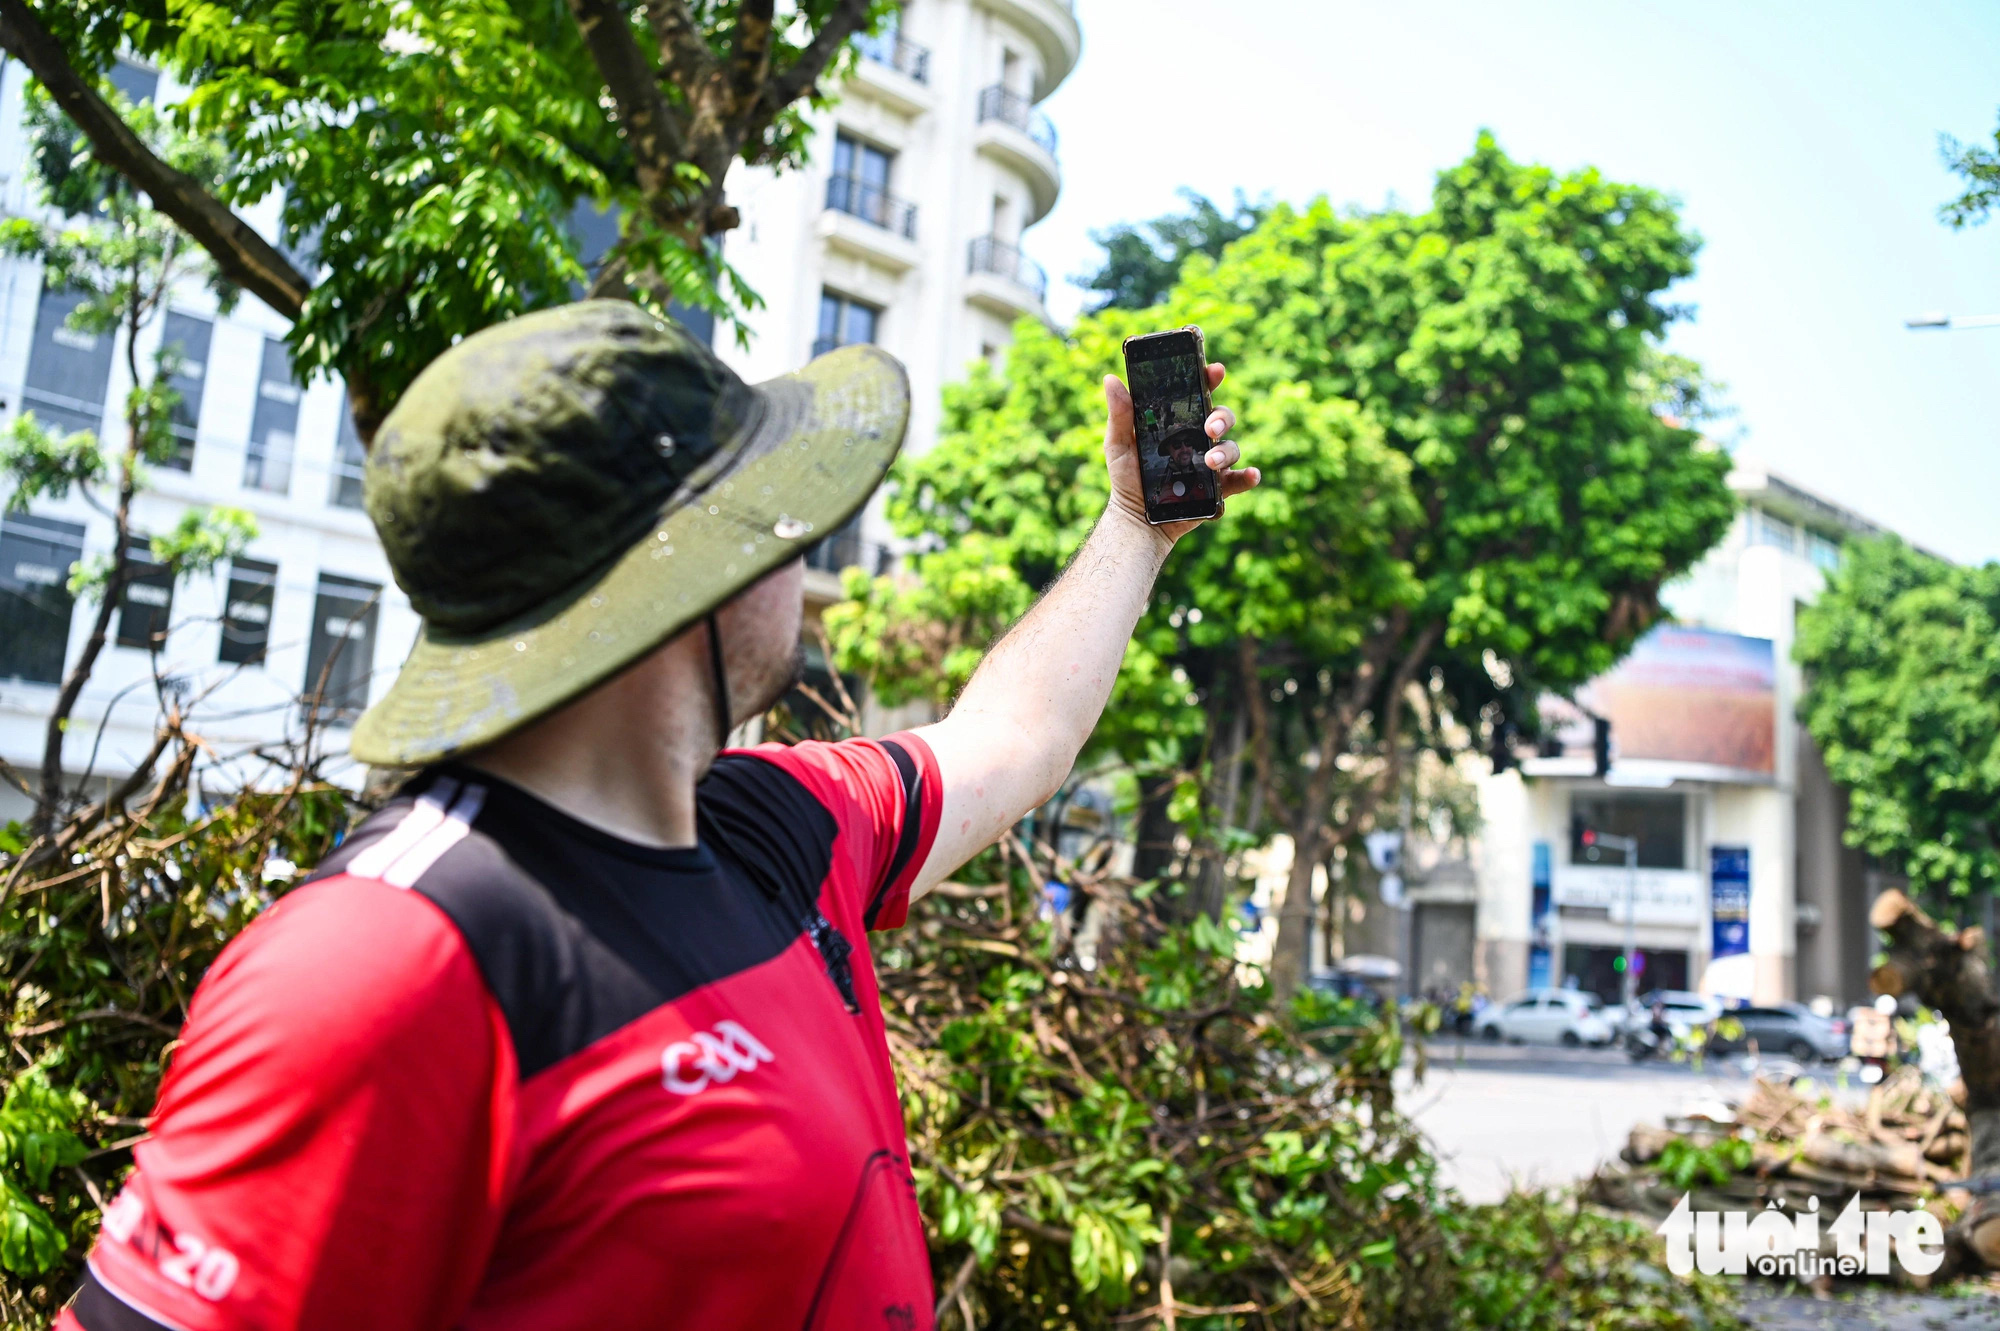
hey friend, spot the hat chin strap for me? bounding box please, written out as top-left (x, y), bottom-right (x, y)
top-left (706, 612), bottom-right (733, 750)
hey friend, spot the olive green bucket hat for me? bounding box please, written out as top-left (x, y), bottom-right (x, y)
top-left (348, 299), bottom-right (909, 767)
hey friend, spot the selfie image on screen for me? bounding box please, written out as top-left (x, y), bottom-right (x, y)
top-left (1131, 351), bottom-right (1213, 513)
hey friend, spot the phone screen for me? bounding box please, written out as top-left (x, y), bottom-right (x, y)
top-left (1125, 329), bottom-right (1219, 524)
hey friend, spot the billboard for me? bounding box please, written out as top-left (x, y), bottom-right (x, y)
top-left (1550, 627), bottom-right (1777, 776)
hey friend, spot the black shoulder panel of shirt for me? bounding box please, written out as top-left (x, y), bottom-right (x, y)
top-left (306, 753), bottom-right (845, 1079)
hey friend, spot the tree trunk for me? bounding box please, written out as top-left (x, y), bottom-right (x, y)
top-left (1269, 803), bottom-right (1325, 1000)
top-left (1187, 709), bottom-right (1247, 922)
top-left (1132, 773), bottom-right (1182, 914)
top-left (1870, 888), bottom-right (2000, 1267)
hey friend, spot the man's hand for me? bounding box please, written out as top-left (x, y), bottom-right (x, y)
top-left (905, 346), bottom-right (1263, 898)
top-left (1103, 355), bottom-right (1261, 546)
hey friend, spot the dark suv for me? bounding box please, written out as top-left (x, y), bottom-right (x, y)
top-left (1706, 1003), bottom-right (1850, 1062)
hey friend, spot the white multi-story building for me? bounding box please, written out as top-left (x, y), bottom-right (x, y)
top-left (0, 6), bottom-right (1081, 818)
top-left (716, 0), bottom-right (1080, 611)
top-left (1463, 459), bottom-right (1924, 1008)
top-left (0, 61), bottom-right (415, 824)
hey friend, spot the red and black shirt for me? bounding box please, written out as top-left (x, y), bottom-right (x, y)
top-left (61, 734), bottom-right (943, 1331)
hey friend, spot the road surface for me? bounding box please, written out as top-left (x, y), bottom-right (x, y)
top-left (1400, 1038), bottom-right (1761, 1203)
top-left (1400, 1041), bottom-right (2000, 1328)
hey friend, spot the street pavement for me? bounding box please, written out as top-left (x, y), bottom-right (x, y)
top-left (1398, 1037), bottom-right (1762, 1203)
top-left (1399, 1039), bottom-right (2000, 1328)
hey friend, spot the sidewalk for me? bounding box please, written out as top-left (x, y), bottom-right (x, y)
top-left (1740, 1284), bottom-right (2000, 1329)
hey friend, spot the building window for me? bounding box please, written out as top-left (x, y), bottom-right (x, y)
top-left (1746, 508), bottom-right (1798, 555)
top-left (815, 290), bottom-right (880, 358)
top-left (108, 58), bottom-right (158, 107)
top-left (825, 133), bottom-right (914, 237)
top-left (116, 536), bottom-right (174, 651)
top-left (22, 286), bottom-right (114, 438)
top-left (1807, 533), bottom-right (1841, 572)
top-left (243, 338), bottom-right (301, 494)
top-left (1570, 792), bottom-right (1687, 870)
top-left (329, 401), bottom-right (366, 509)
top-left (158, 310), bottom-right (212, 472)
top-left (0, 515), bottom-right (83, 684)
top-left (303, 574), bottom-right (380, 723)
top-left (219, 558), bottom-right (277, 666)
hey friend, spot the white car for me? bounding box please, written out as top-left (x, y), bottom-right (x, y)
top-left (1612, 990), bottom-right (1725, 1040)
top-left (1475, 989), bottom-right (1617, 1047)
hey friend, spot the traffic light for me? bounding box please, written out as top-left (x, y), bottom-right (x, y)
top-left (1592, 716), bottom-right (1612, 778)
top-left (1571, 812), bottom-right (1595, 854)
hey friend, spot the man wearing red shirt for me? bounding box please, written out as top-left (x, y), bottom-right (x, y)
top-left (60, 301), bottom-right (1256, 1330)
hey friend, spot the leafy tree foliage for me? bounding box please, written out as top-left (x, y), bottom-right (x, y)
top-left (1076, 188), bottom-right (1266, 313)
top-left (1941, 114), bottom-right (2000, 229)
top-left (1795, 537), bottom-right (2000, 905)
top-left (832, 135), bottom-right (1735, 992)
top-left (0, 0), bottom-right (892, 435)
top-left (1, 761), bottom-right (346, 1317)
top-left (889, 845), bottom-right (1743, 1328)
top-left (0, 87), bottom-right (255, 836)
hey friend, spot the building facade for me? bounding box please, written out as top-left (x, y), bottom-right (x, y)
top-left (715, 0), bottom-right (1079, 613)
top-left (0, 60), bottom-right (417, 824)
top-left (0, 7), bottom-right (1080, 819)
top-left (1467, 459), bottom-right (1915, 1008)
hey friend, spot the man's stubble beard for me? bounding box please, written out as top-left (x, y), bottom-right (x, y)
top-left (738, 642), bottom-right (807, 722)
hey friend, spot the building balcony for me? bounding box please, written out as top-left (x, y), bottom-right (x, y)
top-left (974, 86), bottom-right (1060, 222)
top-left (825, 175), bottom-right (917, 238)
top-left (857, 29), bottom-right (930, 83)
top-left (801, 522), bottom-right (888, 606)
top-left (848, 30), bottom-right (934, 116)
top-left (966, 235), bottom-right (1047, 321)
top-left (976, 84), bottom-right (1056, 155)
top-left (805, 525), bottom-right (888, 577)
top-left (971, 0), bottom-right (1081, 97)
top-left (818, 177), bottom-right (922, 272)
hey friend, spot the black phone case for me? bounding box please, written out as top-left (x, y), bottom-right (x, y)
top-left (1122, 327), bottom-right (1220, 525)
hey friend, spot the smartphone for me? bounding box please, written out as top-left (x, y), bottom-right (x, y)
top-left (1122, 327), bottom-right (1220, 525)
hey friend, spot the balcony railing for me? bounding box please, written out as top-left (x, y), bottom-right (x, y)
top-left (804, 524), bottom-right (888, 576)
top-left (976, 84), bottom-right (1057, 156)
top-left (855, 29), bottom-right (931, 84)
top-left (968, 235), bottom-right (1048, 302)
top-left (825, 175), bottom-right (918, 239)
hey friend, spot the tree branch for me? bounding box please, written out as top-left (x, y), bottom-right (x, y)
top-left (643, 0), bottom-right (717, 96)
top-left (757, 0), bottom-right (872, 119)
top-left (724, 0), bottom-right (777, 106)
top-left (1238, 634), bottom-right (1295, 830)
top-left (0, 0), bottom-right (310, 323)
top-left (569, 0), bottom-right (689, 201)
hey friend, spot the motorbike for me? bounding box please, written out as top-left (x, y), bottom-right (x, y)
top-left (1625, 1026), bottom-right (1672, 1063)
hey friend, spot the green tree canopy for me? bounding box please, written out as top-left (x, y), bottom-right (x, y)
top-left (1075, 188), bottom-right (1266, 313)
top-left (1796, 537), bottom-right (2000, 905)
top-left (831, 134), bottom-right (1735, 992)
top-left (0, 0), bottom-right (891, 434)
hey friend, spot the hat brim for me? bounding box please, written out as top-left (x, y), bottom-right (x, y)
top-left (349, 343), bottom-right (909, 768)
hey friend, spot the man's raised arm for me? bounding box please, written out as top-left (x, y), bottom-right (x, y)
top-left (907, 357), bottom-right (1260, 896)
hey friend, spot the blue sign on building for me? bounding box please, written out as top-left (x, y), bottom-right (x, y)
top-left (1528, 841), bottom-right (1553, 988)
top-left (1711, 846), bottom-right (1750, 959)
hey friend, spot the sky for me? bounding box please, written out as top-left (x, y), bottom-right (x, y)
top-left (1029, 0), bottom-right (2000, 564)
